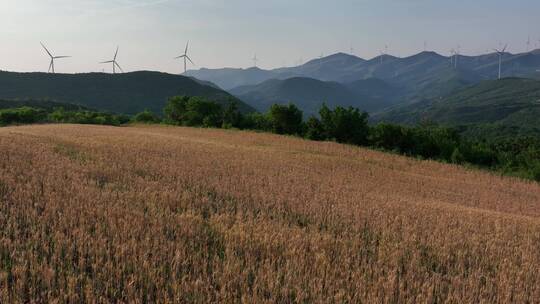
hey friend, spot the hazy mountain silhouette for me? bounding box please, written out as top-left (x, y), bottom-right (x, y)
top-left (0, 71), bottom-right (254, 114)
top-left (186, 50), bottom-right (540, 101)
top-left (230, 77), bottom-right (400, 117)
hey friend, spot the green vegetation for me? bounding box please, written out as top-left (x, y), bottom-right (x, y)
top-left (0, 70), bottom-right (254, 115)
top-left (1, 94), bottom-right (538, 182)
top-left (0, 106), bottom-right (129, 127)
top-left (132, 110), bottom-right (161, 124)
top-left (374, 78), bottom-right (540, 138)
top-left (164, 96), bottom-right (229, 128)
top-left (48, 108), bottom-right (130, 126)
top-left (0, 107), bottom-right (46, 126)
top-left (230, 77), bottom-right (394, 116)
top-left (160, 96), bottom-right (540, 181)
top-left (267, 104), bottom-right (303, 135)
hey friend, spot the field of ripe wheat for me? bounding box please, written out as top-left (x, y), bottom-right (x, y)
top-left (0, 124), bottom-right (539, 303)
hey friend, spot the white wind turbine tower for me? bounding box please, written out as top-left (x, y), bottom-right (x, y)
top-left (379, 45), bottom-right (388, 64)
top-left (40, 42), bottom-right (71, 73)
top-left (449, 49), bottom-right (455, 67)
top-left (175, 42), bottom-right (194, 73)
top-left (454, 45), bottom-right (460, 69)
top-left (493, 44), bottom-right (508, 80)
top-left (252, 54), bottom-right (258, 67)
top-left (100, 46), bottom-right (124, 74)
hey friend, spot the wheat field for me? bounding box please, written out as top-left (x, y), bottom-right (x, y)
top-left (0, 124), bottom-right (539, 303)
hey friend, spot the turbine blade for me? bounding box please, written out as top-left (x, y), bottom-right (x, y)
top-left (186, 56), bottom-right (195, 65)
top-left (40, 42), bottom-right (53, 58)
top-left (175, 55), bottom-right (186, 59)
top-left (115, 61), bottom-right (124, 73)
top-left (54, 56), bottom-right (71, 59)
top-left (114, 46), bottom-right (119, 60)
top-left (100, 60), bottom-right (114, 64)
top-left (185, 41), bottom-right (189, 55)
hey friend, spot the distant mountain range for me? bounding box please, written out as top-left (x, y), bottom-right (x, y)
top-left (186, 50), bottom-right (540, 116)
top-left (186, 50), bottom-right (540, 91)
top-left (0, 71), bottom-right (253, 115)
top-left (372, 78), bottom-right (540, 137)
top-left (231, 77), bottom-right (402, 116)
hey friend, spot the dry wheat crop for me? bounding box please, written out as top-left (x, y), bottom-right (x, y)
top-left (0, 124), bottom-right (540, 303)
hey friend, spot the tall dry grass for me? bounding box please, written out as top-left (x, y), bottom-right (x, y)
top-left (0, 124), bottom-right (539, 303)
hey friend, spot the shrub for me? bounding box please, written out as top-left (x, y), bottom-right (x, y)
top-left (267, 104), bottom-right (303, 135)
top-left (369, 123), bottom-right (414, 153)
top-left (319, 103), bottom-right (369, 145)
top-left (304, 116), bottom-right (326, 141)
top-left (133, 110), bottom-right (160, 124)
top-left (0, 107), bottom-right (46, 126)
top-left (222, 100), bottom-right (243, 129)
top-left (163, 96), bottom-right (223, 127)
top-left (242, 112), bottom-right (272, 131)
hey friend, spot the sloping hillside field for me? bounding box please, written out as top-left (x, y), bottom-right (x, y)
top-left (1, 124), bottom-right (540, 302)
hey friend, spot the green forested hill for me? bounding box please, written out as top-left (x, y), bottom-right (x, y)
top-left (0, 99), bottom-right (89, 111)
top-left (0, 71), bottom-right (253, 115)
top-left (373, 78), bottom-right (540, 137)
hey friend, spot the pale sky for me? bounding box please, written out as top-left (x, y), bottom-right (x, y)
top-left (1, 0), bottom-right (539, 74)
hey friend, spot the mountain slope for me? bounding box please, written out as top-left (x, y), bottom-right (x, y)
top-left (0, 99), bottom-right (90, 111)
top-left (373, 78), bottom-right (540, 135)
top-left (187, 51), bottom-right (540, 106)
top-left (230, 77), bottom-right (397, 116)
top-left (0, 71), bottom-right (254, 115)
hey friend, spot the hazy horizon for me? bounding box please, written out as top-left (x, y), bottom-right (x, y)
top-left (1, 0), bottom-right (539, 74)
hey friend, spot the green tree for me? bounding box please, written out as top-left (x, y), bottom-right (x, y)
top-left (304, 116), bottom-right (326, 141)
top-left (222, 100), bottom-right (243, 129)
top-left (242, 112), bottom-right (272, 131)
top-left (133, 110), bottom-right (160, 124)
top-left (319, 103), bottom-right (369, 145)
top-left (163, 96), bottom-right (190, 125)
top-left (163, 96), bottom-right (223, 127)
top-left (267, 103), bottom-right (303, 135)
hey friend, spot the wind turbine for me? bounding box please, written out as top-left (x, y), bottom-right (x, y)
top-left (40, 42), bottom-right (71, 73)
top-left (493, 44), bottom-right (508, 80)
top-left (449, 49), bottom-right (455, 67)
top-left (252, 54), bottom-right (258, 67)
top-left (526, 36), bottom-right (531, 52)
top-left (379, 45), bottom-right (388, 64)
top-left (100, 46), bottom-right (124, 74)
top-left (452, 45), bottom-right (460, 69)
top-left (175, 42), bottom-right (194, 73)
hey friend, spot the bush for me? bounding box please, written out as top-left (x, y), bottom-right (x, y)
top-left (369, 123), bottom-right (414, 153)
top-left (242, 113), bottom-right (272, 131)
top-left (319, 104), bottom-right (369, 145)
top-left (133, 110), bottom-right (160, 124)
top-left (267, 104), bottom-right (303, 135)
top-left (222, 100), bottom-right (243, 129)
top-left (0, 107), bottom-right (46, 126)
top-left (163, 96), bottom-right (224, 128)
top-left (450, 148), bottom-right (465, 164)
top-left (48, 108), bottom-right (123, 126)
top-left (305, 116), bottom-right (326, 141)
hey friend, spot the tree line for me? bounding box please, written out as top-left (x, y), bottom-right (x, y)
top-left (156, 96), bottom-right (540, 182)
top-left (1, 96), bottom-right (539, 181)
